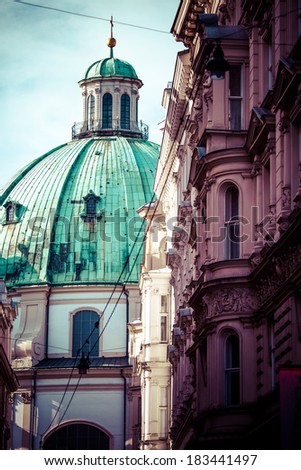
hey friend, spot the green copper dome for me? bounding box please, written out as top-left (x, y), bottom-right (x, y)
top-left (84, 57), bottom-right (139, 80)
top-left (0, 137), bottom-right (159, 287)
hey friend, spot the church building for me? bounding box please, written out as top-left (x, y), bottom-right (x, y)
top-left (0, 26), bottom-right (159, 450)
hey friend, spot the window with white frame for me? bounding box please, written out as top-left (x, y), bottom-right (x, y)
top-left (159, 386), bottom-right (168, 439)
top-left (102, 93), bottom-right (112, 128)
top-left (86, 196), bottom-right (97, 216)
top-left (224, 333), bottom-right (240, 406)
top-left (72, 310), bottom-right (100, 357)
top-left (135, 97), bottom-right (139, 123)
top-left (87, 94), bottom-right (95, 130)
top-left (81, 190), bottom-right (101, 222)
top-left (120, 93), bottom-right (130, 129)
top-left (160, 295), bottom-right (168, 343)
top-left (3, 200), bottom-right (20, 224)
top-left (224, 185), bottom-right (240, 259)
top-left (6, 204), bottom-right (15, 223)
top-left (229, 65), bottom-right (243, 130)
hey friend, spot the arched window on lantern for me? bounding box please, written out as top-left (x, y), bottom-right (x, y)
top-left (102, 93), bottom-right (112, 129)
top-left (120, 94), bottom-right (130, 129)
top-left (87, 94), bottom-right (95, 130)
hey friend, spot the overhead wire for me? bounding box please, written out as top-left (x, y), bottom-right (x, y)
top-left (13, 0), bottom-right (170, 34)
top-left (39, 319), bottom-right (100, 443)
top-left (13, 0), bottom-right (301, 37)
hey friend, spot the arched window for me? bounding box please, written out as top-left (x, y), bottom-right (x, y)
top-left (135, 97), bottom-right (139, 123)
top-left (120, 94), bottom-right (130, 129)
top-left (224, 185), bottom-right (240, 259)
top-left (225, 333), bottom-right (240, 406)
top-left (72, 310), bottom-right (100, 357)
top-left (43, 423), bottom-right (110, 450)
top-left (102, 93), bottom-right (112, 128)
top-left (87, 95), bottom-right (95, 130)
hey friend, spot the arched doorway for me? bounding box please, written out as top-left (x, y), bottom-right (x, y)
top-left (43, 422), bottom-right (110, 450)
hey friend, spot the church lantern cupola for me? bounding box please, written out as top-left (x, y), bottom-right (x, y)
top-left (73, 18), bottom-right (148, 140)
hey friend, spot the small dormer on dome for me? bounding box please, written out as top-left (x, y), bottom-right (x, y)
top-left (73, 19), bottom-right (148, 140)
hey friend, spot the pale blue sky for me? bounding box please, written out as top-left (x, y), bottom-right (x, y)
top-left (0, 0), bottom-right (183, 186)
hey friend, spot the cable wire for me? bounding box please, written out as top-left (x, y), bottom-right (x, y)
top-left (13, 0), bottom-right (170, 34)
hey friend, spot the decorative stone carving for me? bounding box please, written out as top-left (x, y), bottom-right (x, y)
top-left (218, 3), bottom-right (231, 24)
top-left (202, 71), bottom-right (213, 110)
top-left (267, 204), bottom-right (276, 240)
top-left (256, 242), bottom-right (301, 305)
top-left (183, 286), bottom-right (193, 303)
top-left (185, 86), bottom-right (193, 98)
top-left (282, 186), bottom-right (291, 210)
top-left (204, 287), bottom-right (258, 317)
top-left (278, 114), bottom-right (290, 134)
top-left (264, 135), bottom-right (275, 156)
top-left (8, 394), bottom-right (14, 405)
top-left (178, 201), bottom-right (193, 225)
top-left (254, 223), bottom-right (264, 249)
top-left (204, 176), bottom-right (216, 192)
top-left (293, 188), bottom-right (301, 209)
top-left (193, 194), bottom-right (202, 209)
top-left (188, 133), bottom-right (198, 151)
top-left (167, 250), bottom-right (181, 269)
top-left (192, 300), bottom-right (208, 333)
top-left (194, 91), bottom-right (203, 123)
top-left (251, 161), bottom-right (262, 176)
top-left (250, 252), bottom-right (262, 268)
top-left (21, 393), bottom-right (32, 404)
top-left (172, 226), bottom-right (189, 250)
top-left (240, 14), bottom-right (253, 38)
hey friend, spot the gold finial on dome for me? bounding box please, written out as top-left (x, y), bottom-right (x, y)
top-left (107, 16), bottom-right (116, 49)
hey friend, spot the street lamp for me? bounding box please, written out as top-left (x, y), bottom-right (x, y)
top-left (205, 41), bottom-right (230, 80)
top-left (77, 352), bottom-right (90, 375)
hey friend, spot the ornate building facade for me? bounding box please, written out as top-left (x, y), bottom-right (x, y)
top-left (152, 0), bottom-right (301, 449)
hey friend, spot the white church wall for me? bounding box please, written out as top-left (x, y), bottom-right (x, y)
top-left (47, 289), bottom-right (128, 357)
top-left (14, 377), bottom-right (126, 449)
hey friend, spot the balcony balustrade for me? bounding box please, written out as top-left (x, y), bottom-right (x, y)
top-left (72, 119), bottom-right (149, 140)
